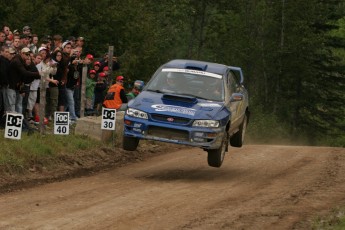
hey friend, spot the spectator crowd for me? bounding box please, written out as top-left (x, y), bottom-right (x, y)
top-left (0, 25), bottom-right (144, 131)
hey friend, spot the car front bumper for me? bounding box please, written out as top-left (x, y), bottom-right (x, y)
top-left (124, 116), bottom-right (225, 149)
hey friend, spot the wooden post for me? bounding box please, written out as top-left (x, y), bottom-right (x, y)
top-left (39, 77), bottom-right (46, 134)
top-left (107, 46), bottom-right (114, 86)
top-left (107, 46), bottom-right (115, 147)
top-left (80, 65), bottom-right (87, 118)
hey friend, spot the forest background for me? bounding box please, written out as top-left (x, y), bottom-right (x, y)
top-left (0, 0), bottom-right (344, 146)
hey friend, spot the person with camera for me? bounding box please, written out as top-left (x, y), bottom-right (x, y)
top-left (65, 52), bottom-right (81, 123)
top-left (7, 47), bottom-right (40, 114)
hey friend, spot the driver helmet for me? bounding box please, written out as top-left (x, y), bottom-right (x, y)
top-left (133, 80), bottom-right (145, 91)
top-left (166, 72), bottom-right (179, 87)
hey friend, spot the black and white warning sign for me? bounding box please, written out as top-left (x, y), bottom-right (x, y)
top-left (101, 108), bottom-right (116, 130)
top-left (54, 112), bottom-right (70, 135)
top-left (4, 113), bottom-right (23, 140)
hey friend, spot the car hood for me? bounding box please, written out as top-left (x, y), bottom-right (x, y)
top-left (129, 91), bottom-right (227, 119)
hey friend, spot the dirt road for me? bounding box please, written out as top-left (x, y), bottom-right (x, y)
top-left (0, 145), bottom-right (344, 229)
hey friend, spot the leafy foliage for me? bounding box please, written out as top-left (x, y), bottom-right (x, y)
top-left (1, 0), bottom-right (344, 146)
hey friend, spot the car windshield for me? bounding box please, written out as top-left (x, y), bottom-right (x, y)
top-left (145, 68), bottom-right (224, 101)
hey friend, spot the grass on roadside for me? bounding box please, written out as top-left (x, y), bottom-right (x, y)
top-left (0, 130), bottom-right (103, 174)
top-left (312, 207), bottom-right (345, 230)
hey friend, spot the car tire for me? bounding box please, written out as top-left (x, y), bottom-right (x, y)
top-left (207, 131), bottom-right (228, 168)
top-left (230, 114), bottom-right (247, 147)
top-left (123, 136), bottom-right (139, 151)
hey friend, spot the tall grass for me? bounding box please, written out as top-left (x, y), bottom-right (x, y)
top-left (0, 131), bottom-right (102, 174)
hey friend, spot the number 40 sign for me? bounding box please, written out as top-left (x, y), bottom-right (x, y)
top-left (54, 112), bottom-right (70, 135)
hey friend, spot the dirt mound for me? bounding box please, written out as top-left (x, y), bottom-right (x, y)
top-left (0, 141), bottom-right (185, 194)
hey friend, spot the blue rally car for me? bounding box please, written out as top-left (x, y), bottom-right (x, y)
top-left (123, 59), bottom-right (250, 167)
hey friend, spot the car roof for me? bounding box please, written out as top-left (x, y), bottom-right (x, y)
top-left (163, 59), bottom-right (229, 75)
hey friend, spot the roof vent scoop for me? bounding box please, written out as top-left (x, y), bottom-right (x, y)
top-left (185, 63), bottom-right (208, 71)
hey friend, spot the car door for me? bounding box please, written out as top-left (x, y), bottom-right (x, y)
top-left (228, 68), bottom-right (246, 130)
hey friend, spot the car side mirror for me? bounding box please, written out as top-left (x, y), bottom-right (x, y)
top-left (230, 93), bottom-right (243, 102)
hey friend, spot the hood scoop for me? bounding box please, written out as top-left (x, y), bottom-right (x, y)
top-left (162, 94), bottom-right (197, 104)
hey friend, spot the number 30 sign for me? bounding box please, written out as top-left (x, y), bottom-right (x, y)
top-left (101, 108), bottom-right (116, 130)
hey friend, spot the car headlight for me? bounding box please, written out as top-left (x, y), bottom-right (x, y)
top-left (192, 120), bottom-right (219, 127)
top-left (126, 108), bottom-right (148, 119)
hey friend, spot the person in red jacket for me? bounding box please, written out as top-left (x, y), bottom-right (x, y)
top-left (103, 75), bottom-right (128, 111)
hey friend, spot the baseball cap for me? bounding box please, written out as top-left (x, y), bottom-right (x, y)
top-left (89, 69), bottom-right (96, 74)
top-left (94, 61), bottom-right (101, 66)
top-left (116, 76), bottom-right (124, 82)
top-left (99, 72), bottom-right (106, 78)
top-left (9, 47), bottom-right (16, 54)
top-left (38, 47), bottom-right (47, 53)
top-left (86, 54), bottom-right (94, 60)
top-left (103, 66), bottom-right (109, 71)
top-left (62, 41), bottom-right (71, 49)
top-left (23, 26), bottom-right (31, 31)
top-left (21, 47), bottom-right (31, 53)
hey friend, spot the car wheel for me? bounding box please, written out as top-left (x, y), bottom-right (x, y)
top-left (123, 136), bottom-right (139, 151)
top-left (230, 114), bottom-right (247, 147)
top-left (207, 131), bottom-right (228, 168)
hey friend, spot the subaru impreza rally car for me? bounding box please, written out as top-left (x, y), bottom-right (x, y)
top-left (123, 59), bottom-right (249, 167)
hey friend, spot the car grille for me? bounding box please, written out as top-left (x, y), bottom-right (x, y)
top-left (147, 126), bottom-right (189, 141)
top-left (151, 114), bottom-right (190, 124)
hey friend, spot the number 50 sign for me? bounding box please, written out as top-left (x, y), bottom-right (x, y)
top-left (5, 113), bottom-right (23, 140)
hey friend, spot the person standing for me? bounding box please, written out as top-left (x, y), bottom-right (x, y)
top-left (7, 47), bottom-right (40, 113)
top-left (103, 75), bottom-right (128, 111)
top-left (26, 54), bottom-right (42, 121)
top-left (29, 34), bottom-right (39, 54)
top-left (0, 46), bottom-right (11, 118)
top-left (99, 52), bottom-right (120, 72)
top-left (19, 34), bottom-right (31, 48)
top-left (94, 72), bottom-right (107, 115)
top-left (74, 53), bottom-right (93, 117)
top-left (22, 26), bottom-right (32, 35)
top-left (2, 25), bottom-right (11, 38)
top-left (75, 37), bottom-right (85, 51)
top-left (65, 55), bottom-right (80, 122)
top-left (51, 34), bottom-right (63, 52)
top-left (0, 32), bottom-right (6, 47)
top-left (51, 50), bottom-right (66, 112)
top-left (85, 69), bottom-right (96, 114)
